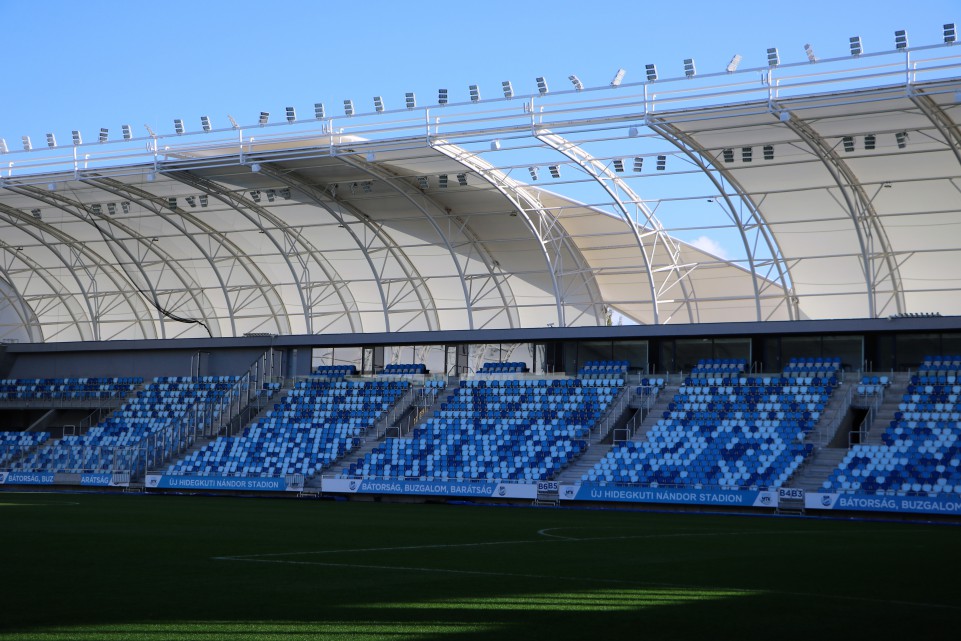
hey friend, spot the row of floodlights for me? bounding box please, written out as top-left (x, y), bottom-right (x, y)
top-left (0, 26), bottom-right (953, 152)
top-left (716, 132), bottom-right (909, 164)
top-left (841, 132), bottom-right (910, 152)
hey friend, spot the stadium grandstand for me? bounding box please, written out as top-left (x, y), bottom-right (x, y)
top-left (2, 27), bottom-right (961, 521)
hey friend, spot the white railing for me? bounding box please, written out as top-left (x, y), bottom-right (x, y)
top-left (2, 44), bottom-right (959, 185)
top-left (613, 386), bottom-right (662, 444)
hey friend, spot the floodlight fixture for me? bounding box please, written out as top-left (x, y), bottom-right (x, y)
top-left (610, 68), bottom-right (626, 87)
top-left (360, 183), bottom-right (371, 195)
top-left (314, 103), bottom-right (325, 119)
top-left (548, 166), bottom-right (560, 179)
top-left (535, 77), bottom-right (549, 95)
top-left (227, 114), bottom-right (239, 129)
top-left (185, 196), bottom-right (196, 208)
top-left (896, 131), bottom-right (908, 149)
top-left (107, 203), bottom-right (116, 215)
top-left (439, 174), bottom-right (448, 188)
top-left (645, 63), bottom-right (658, 81)
top-left (438, 88), bottom-right (448, 105)
top-left (121, 201), bottom-right (130, 214)
top-left (842, 136), bottom-right (855, 152)
top-left (864, 134), bottom-right (876, 150)
top-left (569, 75), bottom-right (584, 91)
top-left (267, 189), bottom-right (277, 201)
top-left (767, 48), bottom-right (780, 67)
top-left (167, 197), bottom-right (177, 209)
top-left (452, 173), bottom-right (465, 186)
top-left (0, 138), bottom-right (7, 153)
top-left (501, 81), bottom-right (514, 98)
top-left (632, 157), bottom-right (643, 172)
top-left (200, 116), bottom-right (212, 132)
top-left (258, 111), bottom-right (269, 125)
top-left (405, 92), bottom-right (416, 109)
top-left (173, 119), bottom-right (185, 135)
top-left (99, 128), bottom-right (109, 143)
top-left (945, 23), bottom-right (957, 44)
top-left (763, 145), bottom-right (774, 160)
top-left (683, 58), bottom-right (696, 77)
top-left (279, 188), bottom-right (290, 200)
top-left (31, 208), bottom-right (42, 218)
top-left (849, 36), bottom-right (863, 56)
top-left (22, 136), bottom-right (32, 150)
top-left (804, 43), bottom-right (817, 63)
top-left (373, 96), bottom-right (384, 113)
top-left (418, 176), bottom-right (429, 190)
top-left (490, 139), bottom-right (501, 151)
top-left (91, 204), bottom-right (102, 215)
top-left (726, 54), bottom-right (742, 73)
top-left (285, 106), bottom-right (296, 122)
top-left (122, 124), bottom-right (132, 140)
top-left (742, 147), bottom-right (753, 162)
top-left (70, 130), bottom-right (81, 145)
top-left (612, 159), bottom-right (624, 173)
top-left (251, 190), bottom-right (261, 202)
top-left (199, 195), bottom-right (208, 207)
top-left (469, 84), bottom-right (481, 102)
top-left (528, 166), bottom-right (539, 180)
top-left (656, 155), bottom-right (667, 170)
top-left (343, 99), bottom-right (354, 116)
top-left (722, 148), bottom-right (735, 163)
top-left (45, 133), bottom-right (56, 148)
top-left (895, 29), bottom-right (908, 50)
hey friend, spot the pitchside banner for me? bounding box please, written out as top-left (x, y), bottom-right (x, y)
top-left (0, 471), bottom-right (128, 487)
top-left (559, 483), bottom-right (778, 509)
top-left (806, 492), bottom-right (961, 516)
top-left (0, 471), bottom-right (54, 485)
top-left (322, 477), bottom-right (537, 499)
top-left (145, 474), bottom-right (301, 492)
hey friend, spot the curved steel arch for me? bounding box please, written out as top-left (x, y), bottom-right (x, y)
top-left (0, 243), bottom-right (71, 343)
top-left (8, 183), bottom-right (219, 339)
top-left (0, 269), bottom-right (40, 342)
top-left (337, 154), bottom-right (522, 330)
top-left (431, 141), bottom-right (605, 327)
top-left (165, 170), bottom-right (364, 334)
top-left (773, 105), bottom-right (906, 318)
top-left (86, 176), bottom-right (292, 337)
top-left (534, 129), bottom-right (697, 324)
top-left (0, 203), bottom-right (153, 341)
top-left (909, 89), bottom-right (961, 167)
top-left (258, 163), bottom-right (440, 333)
top-left (645, 119), bottom-right (797, 321)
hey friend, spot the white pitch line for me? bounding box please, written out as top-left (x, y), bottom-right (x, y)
top-left (215, 555), bottom-right (961, 611)
top-left (536, 527), bottom-right (579, 540)
top-left (221, 556), bottom-right (669, 586)
top-left (213, 528), bottom-right (850, 561)
top-left (212, 527), bottom-right (961, 613)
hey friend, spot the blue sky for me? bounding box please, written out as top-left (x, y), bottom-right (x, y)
top-left (0, 0), bottom-right (956, 266)
top-left (1, 0), bottom-right (955, 141)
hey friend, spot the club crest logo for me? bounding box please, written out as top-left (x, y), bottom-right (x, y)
top-left (821, 495), bottom-right (832, 507)
top-left (348, 481), bottom-right (357, 491)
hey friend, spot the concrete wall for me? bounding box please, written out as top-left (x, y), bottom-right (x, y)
top-left (4, 347), bottom-right (292, 380)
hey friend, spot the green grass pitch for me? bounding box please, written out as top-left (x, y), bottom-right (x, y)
top-left (1, 493), bottom-right (959, 640)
